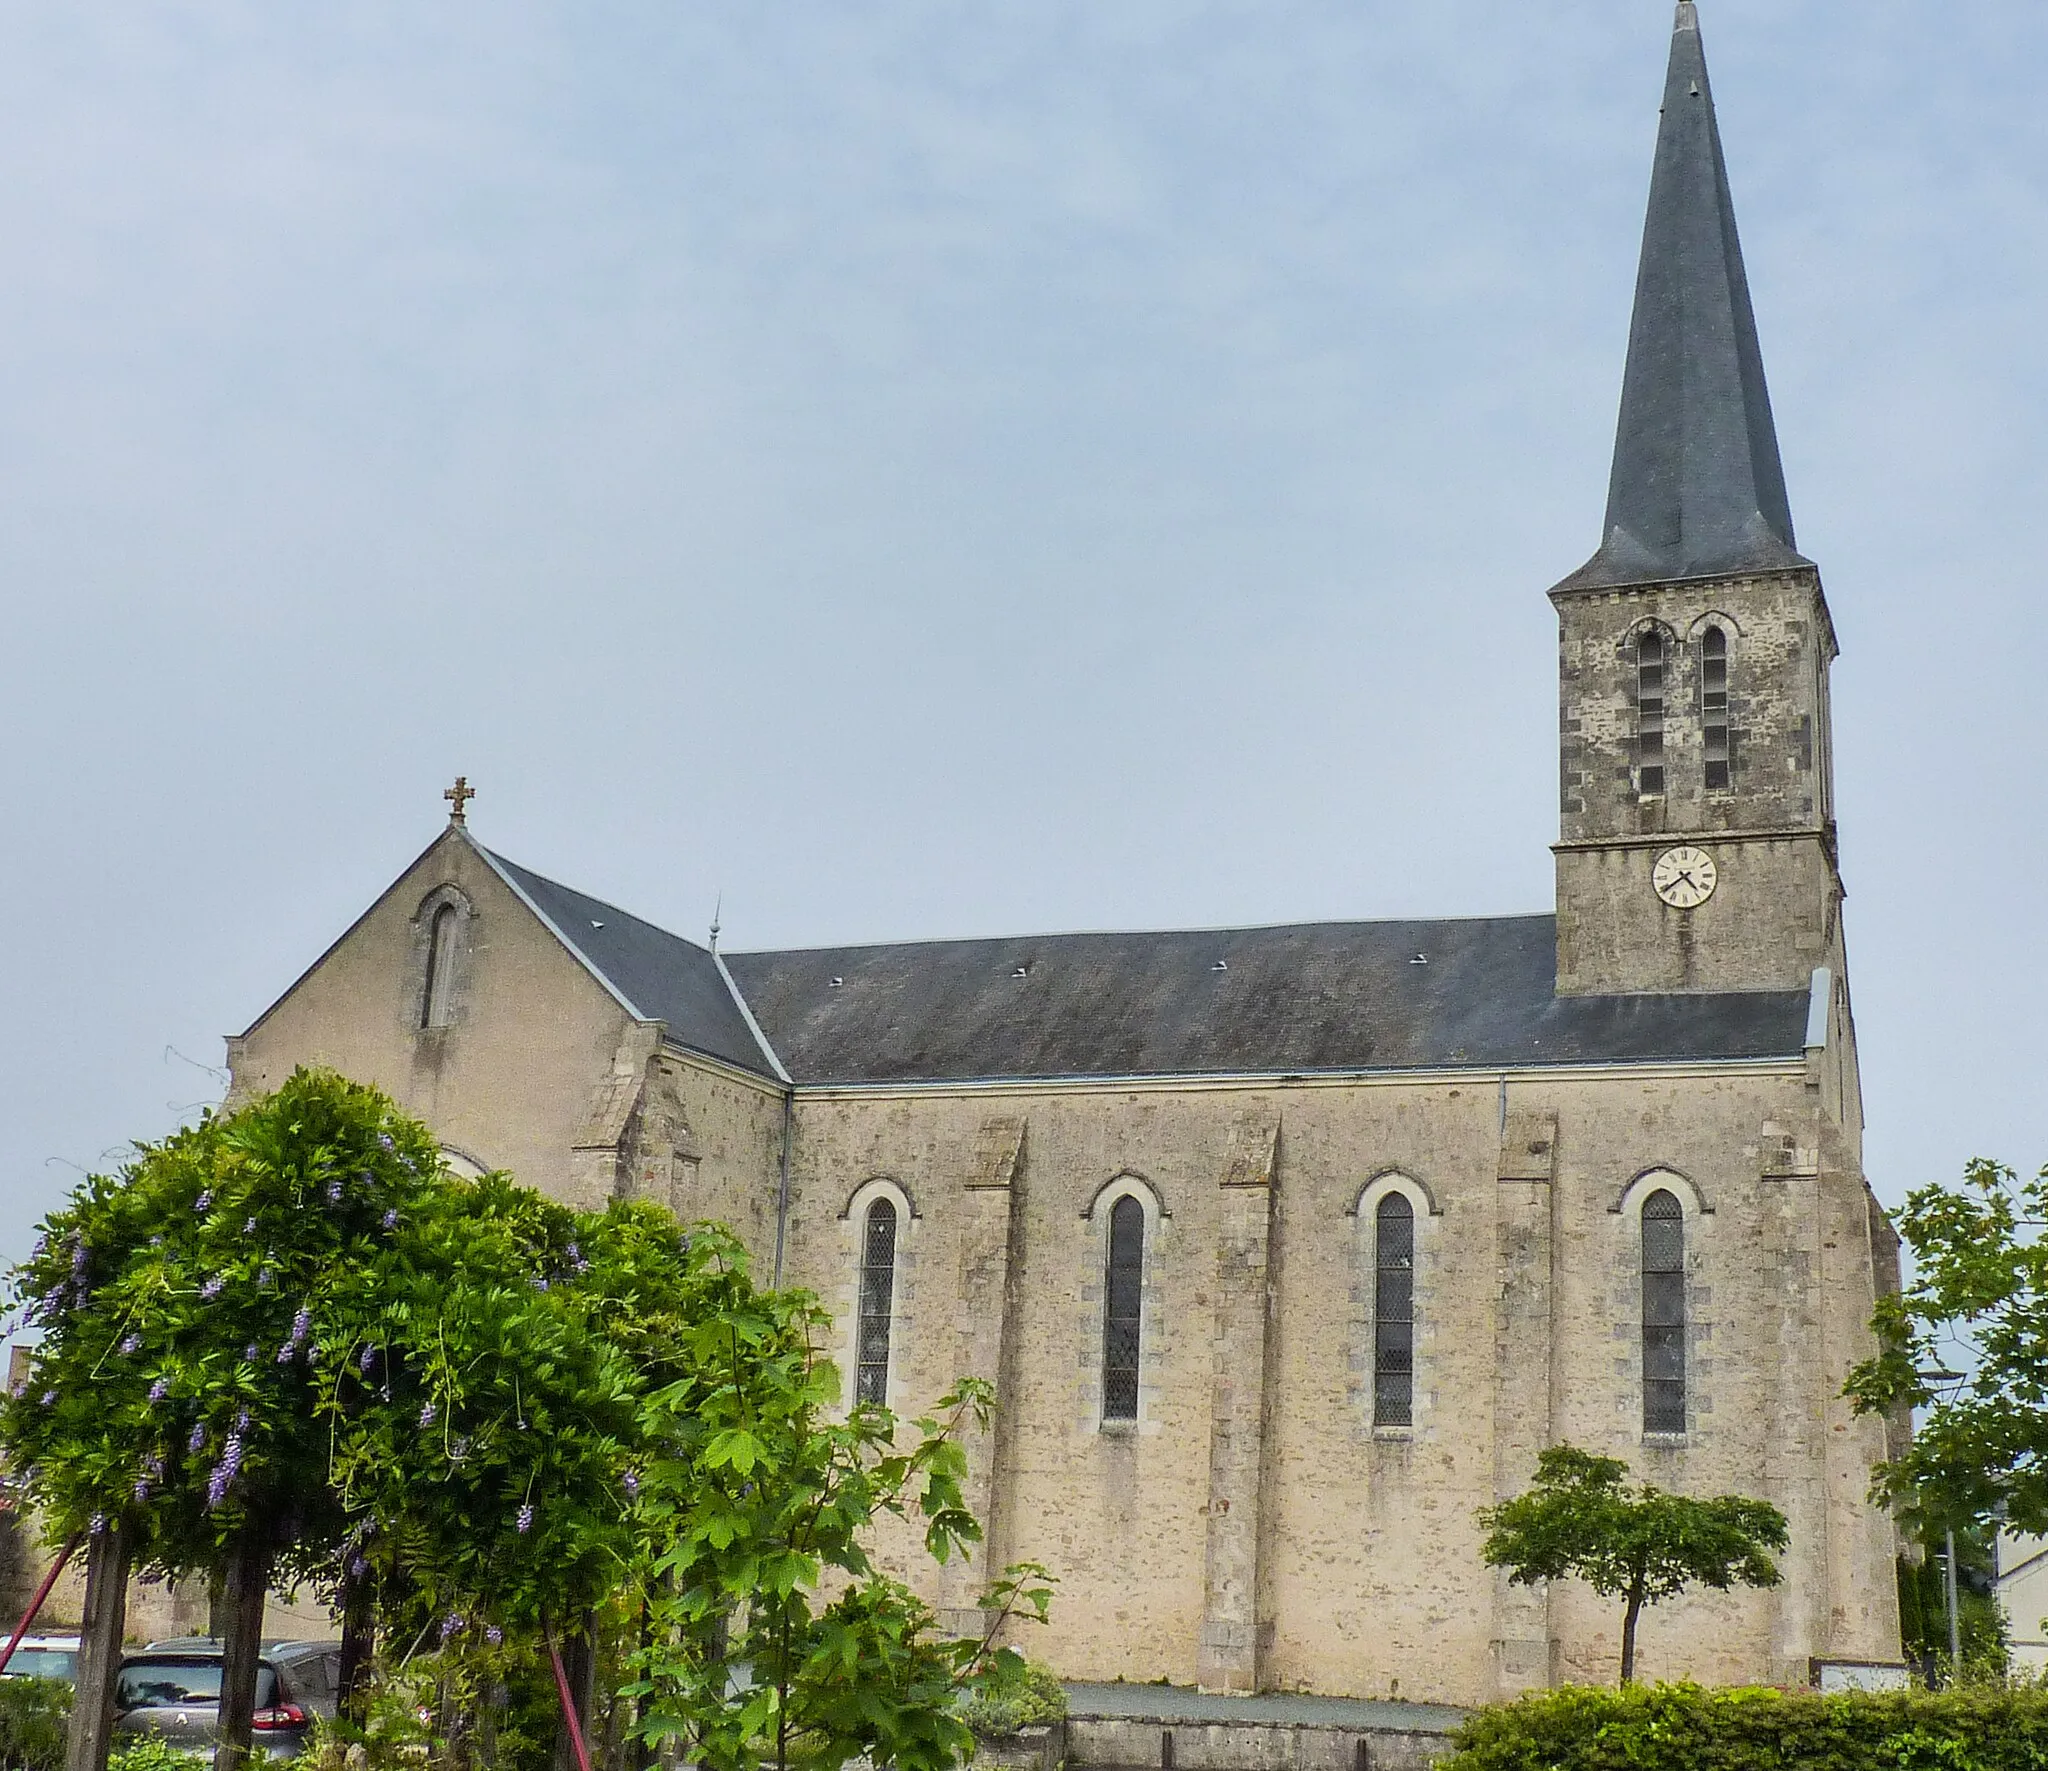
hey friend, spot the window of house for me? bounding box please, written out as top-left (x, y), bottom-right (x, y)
top-left (1701, 626), bottom-right (1731, 790)
top-left (421, 903), bottom-right (460, 1029)
top-left (1636, 631), bottom-right (1666, 796)
top-left (1374, 1193), bottom-right (1415, 1428)
top-left (1642, 1189), bottom-right (1686, 1433)
top-left (855, 1199), bottom-right (897, 1406)
top-left (1103, 1195), bottom-right (1145, 1422)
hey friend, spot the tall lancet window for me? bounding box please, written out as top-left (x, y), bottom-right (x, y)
top-left (421, 904), bottom-right (460, 1029)
top-left (1102, 1196), bottom-right (1145, 1421)
top-left (1641, 1190), bottom-right (1687, 1433)
top-left (1701, 626), bottom-right (1731, 790)
top-left (855, 1199), bottom-right (897, 1406)
top-left (1374, 1194), bottom-right (1415, 1428)
top-left (1636, 630), bottom-right (1667, 796)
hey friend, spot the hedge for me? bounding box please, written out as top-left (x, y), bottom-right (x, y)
top-left (1439, 1681), bottom-right (2048, 1771)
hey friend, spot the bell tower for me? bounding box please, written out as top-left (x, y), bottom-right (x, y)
top-left (1552, 1), bottom-right (1843, 998)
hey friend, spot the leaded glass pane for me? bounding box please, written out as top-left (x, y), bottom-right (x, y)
top-left (1641, 1191), bottom-right (1685, 1433)
top-left (856, 1200), bottom-right (897, 1406)
top-left (1102, 1196), bottom-right (1145, 1421)
top-left (1375, 1195), bottom-right (1416, 1428)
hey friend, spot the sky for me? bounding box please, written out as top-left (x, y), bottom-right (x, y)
top-left (1, 1), bottom-right (2043, 1272)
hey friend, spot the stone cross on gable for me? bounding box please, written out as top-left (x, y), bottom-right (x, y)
top-left (444, 776), bottom-right (475, 824)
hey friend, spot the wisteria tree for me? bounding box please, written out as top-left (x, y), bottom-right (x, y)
top-left (0, 1068), bottom-right (442, 1771)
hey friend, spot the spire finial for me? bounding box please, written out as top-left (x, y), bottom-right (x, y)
top-left (1554, 3), bottom-right (1807, 591)
top-left (444, 776), bottom-right (475, 824)
top-left (709, 891), bottom-right (723, 952)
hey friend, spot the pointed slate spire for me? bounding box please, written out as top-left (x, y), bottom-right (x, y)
top-left (1559, 2), bottom-right (1809, 590)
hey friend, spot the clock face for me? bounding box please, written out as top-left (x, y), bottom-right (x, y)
top-left (1652, 845), bottom-right (1718, 909)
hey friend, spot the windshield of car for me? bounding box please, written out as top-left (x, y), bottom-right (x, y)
top-left (117, 1660), bottom-right (276, 1710)
top-left (3, 1648), bottom-right (76, 1680)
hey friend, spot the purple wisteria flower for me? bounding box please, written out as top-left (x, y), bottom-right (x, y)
top-left (188, 1422), bottom-right (207, 1454)
top-left (276, 1342), bottom-right (296, 1364)
top-left (243, 1218), bottom-right (257, 1235)
top-left (325, 1179), bottom-right (343, 1204)
top-left (89, 1512), bottom-right (106, 1537)
top-left (291, 1307), bottom-right (311, 1344)
top-left (71, 1241), bottom-right (89, 1276)
top-left (532, 1277), bottom-right (549, 1293)
top-left (120, 1334), bottom-right (142, 1355)
top-left (257, 1268), bottom-right (275, 1289)
top-left (358, 1345), bottom-right (377, 1374)
top-left (348, 1555), bottom-right (369, 1579)
top-left (149, 1235), bottom-right (164, 1248)
top-left (376, 1133), bottom-right (395, 1153)
top-left (419, 1401), bottom-right (436, 1427)
top-left (381, 1208), bottom-right (399, 1231)
top-left (236, 1410), bottom-right (251, 1430)
top-left (243, 1343), bottom-right (259, 1361)
top-left (194, 1192), bottom-right (212, 1213)
top-left (206, 1432), bottom-right (245, 1508)
top-left (148, 1378), bottom-right (169, 1403)
top-left (39, 1391), bottom-right (56, 1408)
top-left (484, 1625), bottom-right (503, 1648)
top-left (439, 1614), bottom-right (465, 1643)
top-left (448, 1436), bottom-right (469, 1462)
top-left (622, 1471), bottom-right (640, 1500)
top-left (358, 1170), bottom-right (374, 1186)
top-left (200, 1276), bottom-right (225, 1301)
top-left (515, 1503), bottom-right (534, 1534)
top-left (133, 1475), bottom-right (153, 1502)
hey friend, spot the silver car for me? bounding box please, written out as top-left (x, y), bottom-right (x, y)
top-left (116, 1641), bottom-right (341, 1761)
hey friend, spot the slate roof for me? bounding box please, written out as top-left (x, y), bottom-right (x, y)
top-left (1556, 1), bottom-right (1810, 593)
top-left (722, 917), bottom-right (1809, 1085)
top-left (473, 851), bottom-right (1812, 1084)
top-left (482, 850), bottom-right (781, 1078)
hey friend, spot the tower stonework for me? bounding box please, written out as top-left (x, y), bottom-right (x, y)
top-left (1552, 565), bottom-right (1843, 995)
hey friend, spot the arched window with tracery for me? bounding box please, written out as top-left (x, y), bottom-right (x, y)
top-left (1102, 1195), bottom-right (1146, 1421)
top-left (1374, 1193), bottom-right (1415, 1427)
top-left (1636, 630), bottom-right (1666, 796)
top-left (855, 1198), bottom-right (897, 1406)
top-left (421, 903), bottom-right (460, 1029)
top-left (1701, 625), bottom-right (1730, 790)
top-left (1641, 1189), bottom-right (1686, 1433)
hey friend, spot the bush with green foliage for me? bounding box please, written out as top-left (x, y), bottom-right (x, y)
top-left (957, 1660), bottom-right (1067, 1739)
top-left (0, 1673), bottom-right (70, 1771)
top-left (1440, 1681), bottom-right (2048, 1771)
top-left (106, 1738), bottom-right (210, 1771)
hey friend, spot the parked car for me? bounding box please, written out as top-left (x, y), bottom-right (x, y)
top-left (0, 1635), bottom-right (80, 1683)
top-left (116, 1640), bottom-right (342, 1760)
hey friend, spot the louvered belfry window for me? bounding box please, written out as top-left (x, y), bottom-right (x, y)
top-left (1701, 625), bottom-right (1731, 790)
top-left (855, 1199), bottom-right (897, 1406)
top-left (1374, 1194), bottom-right (1416, 1428)
top-left (1102, 1195), bottom-right (1145, 1422)
top-left (1637, 630), bottom-right (1667, 796)
top-left (1641, 1190), bottom-right (1687, 1433)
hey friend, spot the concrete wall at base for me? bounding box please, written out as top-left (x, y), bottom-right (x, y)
top-left (1066, 1719), bottom-right (1452, 1771)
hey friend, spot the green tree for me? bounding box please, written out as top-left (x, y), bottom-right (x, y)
top-left (1847, 1159), bottom-right (2048, 1536)
top-left (1478, 1444), bottom-right (1789, 1683)
top-left (629, 1240), bottom-right (1054, 1771)
top-left (0, 1068), bottom-right (442, 1771)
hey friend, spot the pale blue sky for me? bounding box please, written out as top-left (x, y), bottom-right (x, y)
top-left (2, 2), bottom-right (2043, 1265)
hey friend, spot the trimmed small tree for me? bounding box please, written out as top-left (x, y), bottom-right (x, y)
top-left (1478, 1444), bottom-right (1788, 1683)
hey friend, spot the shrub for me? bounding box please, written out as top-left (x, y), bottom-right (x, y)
top-left (106, 1738), bottom-right (211, 1771)
top-left (1441, 1682), bottom-right (2048, 1771)
top-left (958, 1660), bottom-right (1067, 1739)
top-left (0, 1674), bottom-right (69, 1771)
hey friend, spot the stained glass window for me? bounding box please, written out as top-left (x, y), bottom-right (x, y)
top-left (856, 1199), bottom-right (897, 1406)
top-left (1642, 1190), bottom-right (1686, 1433)
top-left (1103, 1196), bottom-right (1145, 1421)
top-left (1375, 1194), bottom-right (1415, 1428)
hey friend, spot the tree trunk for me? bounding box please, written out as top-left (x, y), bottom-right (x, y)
top-left (1619, 1582), bottom-right (1646, 1685)
top-left (65, 1524), bottom-right (133, 1771)
top-left (212, 1521), bottom-right (273, 1771)
top-left (336, 1565), bottom-right (376, 1729)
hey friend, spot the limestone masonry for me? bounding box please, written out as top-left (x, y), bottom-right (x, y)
top-left (228, 3), bottom-right (1902, 1706)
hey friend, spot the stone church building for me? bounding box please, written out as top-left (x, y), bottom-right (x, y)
top-left (229, 6), bottom-right (1903, 1706)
